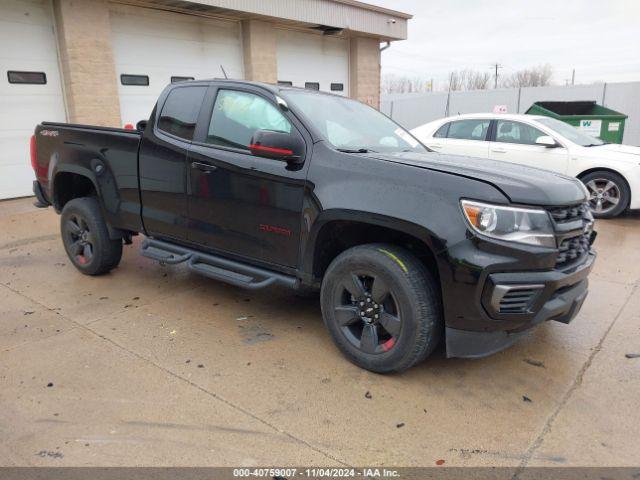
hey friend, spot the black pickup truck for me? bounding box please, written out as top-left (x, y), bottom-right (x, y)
top-left (31, 79), bottom-right (596, 372)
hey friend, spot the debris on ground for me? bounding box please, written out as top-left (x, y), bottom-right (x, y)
top-left (523, 358), bottom-right (545, 368)
top-left (169, 330), bottom-right (176, 335)
top-left (365, 391), bottom-right (372, 399)
top-left (23, 311), bottom-right (34, 315)
top-left (625, 353), bottom-right (640, 359)
top-left (35, 450), bottom-right (63, 459)
top-left (236, 316), bottom-right (248, 321)
top-left (46, 383), bottom-right (53, 388)
top-left (185, 359), bottom-right (191, 364)
top-left (396, 422), bottom-right (405, 428)
top-left (435, 459), bottom-right (445, 465)
top-left (99, 296), bottom-right (108, 300)
top-left (197, 364), bottom-right (204, 368)
top-left (523, 395), bottom-right (532, 403)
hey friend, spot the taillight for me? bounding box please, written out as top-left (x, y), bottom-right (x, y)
top-left (30, 135), bottom-right (37, 172)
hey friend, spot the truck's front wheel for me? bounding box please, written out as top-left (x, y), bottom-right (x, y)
top-left (60, 197), bottom-right (122, 275)
top-left (320, 244), bottom-right (442, 373)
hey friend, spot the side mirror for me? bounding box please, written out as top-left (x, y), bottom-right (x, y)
top-left (136, 120), bottom-right (148, 133)
top-left (249, 129), bottom-right (304, 165)
top-left (535, 135), bottom-right (559, 148)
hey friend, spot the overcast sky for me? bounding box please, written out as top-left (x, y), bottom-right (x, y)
top-left (368, 0), bottom-right (640, 89)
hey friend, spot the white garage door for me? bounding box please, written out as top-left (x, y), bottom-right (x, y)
top-left (0, 0), bottom-right (66, 199)
top-left (109, 4), bottom-right (244, 127)
top-left (276, 29), bottom-right (349, 96)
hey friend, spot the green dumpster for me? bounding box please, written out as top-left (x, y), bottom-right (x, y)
top-left (526, 101), bottom-right (627, 144)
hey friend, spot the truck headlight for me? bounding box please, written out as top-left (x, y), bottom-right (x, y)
top-left (460, 200), bottom-right (556, 248)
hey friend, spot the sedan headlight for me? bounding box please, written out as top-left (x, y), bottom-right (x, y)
top-left (460, 200), bottom-right (556, 248)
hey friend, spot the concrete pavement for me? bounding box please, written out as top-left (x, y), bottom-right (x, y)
top-left (0, 197), bottom-right (638, 467)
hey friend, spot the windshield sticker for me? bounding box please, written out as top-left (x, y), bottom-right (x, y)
top-left (394, 128), bottom-right (419, 148)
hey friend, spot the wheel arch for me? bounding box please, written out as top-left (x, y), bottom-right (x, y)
top-left (301, 210), bottom-right (446, 289)
top-left (577, 167), bottom-right (632, 208)
top-left (52, 169), bottom-right (98, 212)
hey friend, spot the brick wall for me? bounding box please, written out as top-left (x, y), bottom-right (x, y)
top-left (349, 37), bottom-right (381, 108)
top-left (53, 0), bottom-right (121, 126)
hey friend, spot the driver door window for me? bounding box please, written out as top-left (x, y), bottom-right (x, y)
top-left (205, 90), bottom-right (291, 150)
top-left (490, 120), bottom-right (568, 174)
top-left (494, 120), bottom-right (545, 145)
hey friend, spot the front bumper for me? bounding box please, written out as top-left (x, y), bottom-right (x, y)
top-left (445, 251), bottom-right (595, 358)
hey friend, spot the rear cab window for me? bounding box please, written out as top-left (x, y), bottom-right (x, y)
top-left (157, 86), bottom-right (208, 140)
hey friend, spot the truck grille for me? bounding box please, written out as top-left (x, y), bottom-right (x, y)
top-left (556, 232), bottom-right (591, 268)
top-left (548, 203), bottom-right (589, 224)
top-left (548, 202), bottom-right (594, 269)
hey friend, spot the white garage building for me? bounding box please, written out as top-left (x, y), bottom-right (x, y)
top-left (0, 0), bottom-right (410, 200)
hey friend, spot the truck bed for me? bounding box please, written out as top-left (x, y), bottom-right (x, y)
top-left (34, 122), bottom-right (143, 234)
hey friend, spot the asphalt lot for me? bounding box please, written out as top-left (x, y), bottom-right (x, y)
top-left (0, 197), bottom-right (639, 468)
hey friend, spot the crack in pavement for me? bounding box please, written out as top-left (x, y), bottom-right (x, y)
top-left (512, 284), bottom-right (638, 478)
top-left (1, 282), bottom-right (350, 467)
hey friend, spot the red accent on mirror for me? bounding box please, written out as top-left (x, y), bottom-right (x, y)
top-left (249, 144), bottom-right (293, 156)
top-left (124, 124), bottom-right (134, 130)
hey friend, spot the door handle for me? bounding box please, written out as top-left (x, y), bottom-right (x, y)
top-left (491, 148), bottom-right (507, 153)
top-left (191, 162), bottom-right (217, 173)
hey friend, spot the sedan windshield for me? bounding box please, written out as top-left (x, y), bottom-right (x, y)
top-left (283, 90), bottom-right (427, 153)
top-left (536, 116), bottom-right (605, 147)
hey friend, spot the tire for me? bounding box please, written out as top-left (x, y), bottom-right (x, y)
top-left (320, 243), bottom-right (442, 373)
top-left (580, 171), bottom-right (630, 219)
top-left (60, 197), bottom-right (122, 275)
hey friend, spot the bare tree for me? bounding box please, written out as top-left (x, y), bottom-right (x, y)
top-left (381, 74), bottom-right (430, 94)
top-left (501, 64), bottom-right (553, 88)
top-left (448, 69), bottom-right (491, 91)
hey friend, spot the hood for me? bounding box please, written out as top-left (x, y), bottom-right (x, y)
top-left (579, 143), bottom-right (640, 161)
top-left (367, 151), bottom-right (587, 207)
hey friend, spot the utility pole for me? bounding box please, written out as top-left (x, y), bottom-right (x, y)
top-left (490, 63), bottom-right (502, 89)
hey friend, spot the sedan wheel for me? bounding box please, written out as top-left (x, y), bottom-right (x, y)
top-left (580, 171), bottom-right (629, 219)
top-left (585, 178), bottom-right (620, 216)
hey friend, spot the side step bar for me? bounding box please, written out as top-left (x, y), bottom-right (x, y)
top-left (140, 238), bottom-right (298, 290)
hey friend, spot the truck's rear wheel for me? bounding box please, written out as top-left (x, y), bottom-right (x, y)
top-left (320, 244), bottom-right (442, 373)
top-left (61, 197), bottom-right (122, 275)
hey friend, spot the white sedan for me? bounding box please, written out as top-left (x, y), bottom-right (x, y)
top-left (411, 113), bottom-right (640, 218)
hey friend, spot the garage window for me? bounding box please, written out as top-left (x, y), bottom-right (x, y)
top-left (121, 74), bottom-right (149, 86)
top-left (305, 82), bottom-right (320, 91)
top-left (278, 81), bottom-right (293, 87)
top-left (171, 76), bottom-right (194, 83)
top-left (157, 86), bottom-right (207, 140)
top-left (330, 83), bottom-right (344, 92)
top-left (7, 71), bottom-right (47, 85)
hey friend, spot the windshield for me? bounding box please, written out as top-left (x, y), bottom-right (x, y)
top-left (283, 91), bottom-right (427, 153)
top-left (535, 116), bottom-right (605, 147)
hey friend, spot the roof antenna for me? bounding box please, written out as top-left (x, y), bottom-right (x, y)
top-left (220, 65), bottom-right (228, 79)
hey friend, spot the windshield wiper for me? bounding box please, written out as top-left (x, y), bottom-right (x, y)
top-left (584, 143), bottom-right (607, 147)
top-left (337, 148), bottom-right (377, 153)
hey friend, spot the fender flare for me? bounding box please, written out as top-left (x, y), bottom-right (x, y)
top-left (299, 208), bottom-right (447, 281)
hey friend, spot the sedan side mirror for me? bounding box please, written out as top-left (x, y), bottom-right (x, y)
top-left (535, 135), bottom-right (559, 148)
top-left (249, 129), bottom-right (304, 165)
top-left (136, 120), bottom-right (148, 133)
